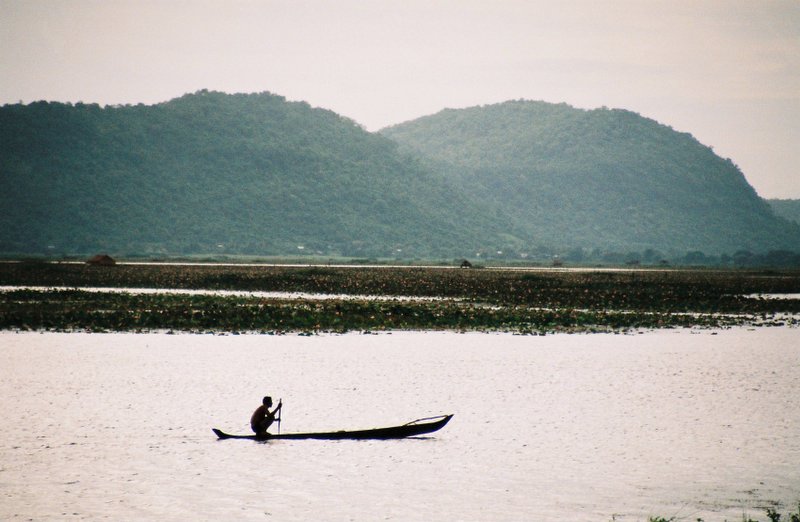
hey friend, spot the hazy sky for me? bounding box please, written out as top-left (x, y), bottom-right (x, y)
top-left (2, 0), bottom-right (798, 198)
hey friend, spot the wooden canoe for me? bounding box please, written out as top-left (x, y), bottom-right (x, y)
top-left (213, 414), bottom-right (452, 440)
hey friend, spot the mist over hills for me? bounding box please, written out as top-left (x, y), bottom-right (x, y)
top-left (2, 91), bottom-right (799, 262)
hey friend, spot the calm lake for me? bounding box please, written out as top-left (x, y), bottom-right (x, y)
top-left (1, 328), bottom-right (798, 521)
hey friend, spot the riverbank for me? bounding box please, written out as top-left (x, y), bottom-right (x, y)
top-left (1, 263), bottom-right (798, 334)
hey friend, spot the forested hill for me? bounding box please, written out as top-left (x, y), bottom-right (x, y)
top-left (382, 101), bottom-right (800, 256)
top-left (2, 92), bottom-right (799, 261)
top-left (0, 91), bottom-right (496, 258)
top-left (769, 199), bottom-right (800, 226)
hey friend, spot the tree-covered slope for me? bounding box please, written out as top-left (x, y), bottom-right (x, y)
top-left (382, 101), bottom-right (800, 255)
top-left (0, 91), bottom-right (495, 258)
top-left (769, 199), bottom-right (800, 226)
top-left (3, 93), bottom-right (798, 260)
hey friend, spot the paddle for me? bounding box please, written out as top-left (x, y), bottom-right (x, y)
top-left (276, 398), bottom-right (282, 435)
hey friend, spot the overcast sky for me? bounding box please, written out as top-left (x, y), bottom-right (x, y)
top-left (2, 0), bottom-right (798, 198)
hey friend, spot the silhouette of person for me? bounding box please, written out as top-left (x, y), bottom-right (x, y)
top-left (250, 396), bottom-right (282, 436)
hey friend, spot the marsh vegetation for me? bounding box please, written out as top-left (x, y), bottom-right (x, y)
top-left (2, 263), bottom-right (798, 334)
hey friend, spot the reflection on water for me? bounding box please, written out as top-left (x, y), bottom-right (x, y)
top-left (1, 328), bottom-right (798, 521)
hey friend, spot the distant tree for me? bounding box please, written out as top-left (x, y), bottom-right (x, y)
top-left (683, 251), bottom-right (709, 265)
top-left (564, 247), bottom-right (585, 263)
top-left (733, 250), bottom-right (756, 266)
top-left (625, 252), bottom-right (641, 265)
top-left (602, 251), bottom-right (626, 264)
top-left (642, 248), bottom-right (662, 264)
top-left (763, 250), bottom-right (800, 267)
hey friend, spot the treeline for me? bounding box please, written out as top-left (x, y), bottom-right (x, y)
top-left (457, 247), bottom-right (800, 268)
top-left (677, 249), bottom-right (800, 268)
top-left (564, 248), bottom-right (800, 267)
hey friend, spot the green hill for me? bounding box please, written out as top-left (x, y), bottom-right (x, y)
top-left (2, 92), bottom-right (798, 261)
top-left (769, 199), bottom-right (800, 226)
top-left (381, 101), bottom-right (800, 256)
top-left (0, 90), bottom-right (495, 258)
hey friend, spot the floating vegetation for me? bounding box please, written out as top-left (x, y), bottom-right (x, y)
top-left (1, 263), bottom-right (798, 334)
top-left (649, 503), bottom-right (800, 522)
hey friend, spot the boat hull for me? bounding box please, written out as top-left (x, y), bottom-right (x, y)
top-left (213, 414), bottom-right (452, 441)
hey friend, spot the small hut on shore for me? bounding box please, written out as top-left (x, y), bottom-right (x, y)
top-left (86, 254), bottom-right (116, 266)
top-left (460, 259), bottom-right (473, 268)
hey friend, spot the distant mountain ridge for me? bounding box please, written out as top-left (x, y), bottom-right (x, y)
top-left (0, 91), bottom-right (494, 258)
top-left (381, 100), bottom-right (800, 256)
top-left (2, 91), bottom-right (799, 260)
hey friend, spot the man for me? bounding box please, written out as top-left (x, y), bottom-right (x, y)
top-left (250, 396), bottom-right (282, 437)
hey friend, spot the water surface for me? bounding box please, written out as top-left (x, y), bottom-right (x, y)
top-left (1, 328), bottom-right (798, 520)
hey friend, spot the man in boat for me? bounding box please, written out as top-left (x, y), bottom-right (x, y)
top-left (250, 396), bottom-right (282, 436)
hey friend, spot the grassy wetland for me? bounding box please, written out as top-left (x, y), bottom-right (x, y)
top-left (1, 261), bottom-right (799, 334)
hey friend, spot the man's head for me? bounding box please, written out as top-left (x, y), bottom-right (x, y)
top-left (263, 396), bottom-right (273, 407)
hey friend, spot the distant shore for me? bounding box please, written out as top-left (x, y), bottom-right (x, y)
top-left (1, 262), bottom-right (798, 334)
